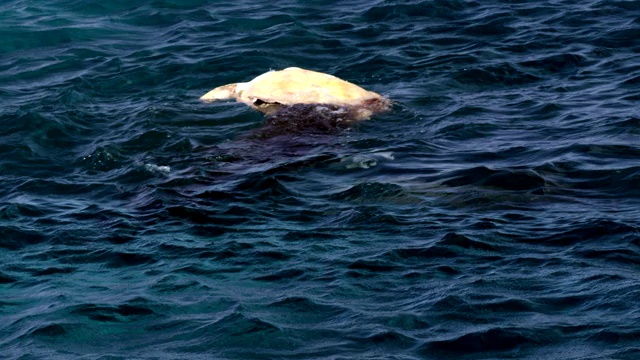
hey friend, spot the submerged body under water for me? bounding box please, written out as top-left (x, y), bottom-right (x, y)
top-left (252, 103), bottom-right (355, 138)
top-left (1, 0), bottom-right (640, 359)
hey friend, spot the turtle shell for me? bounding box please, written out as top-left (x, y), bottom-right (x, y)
top-left (236, 67), bottom-right (383, 108)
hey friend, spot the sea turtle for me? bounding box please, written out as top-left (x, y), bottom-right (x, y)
top-left (200, 67), bottom-right (390, 120)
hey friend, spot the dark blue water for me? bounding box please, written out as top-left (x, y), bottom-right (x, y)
top-left (2, 0), bottom-right (640, 358)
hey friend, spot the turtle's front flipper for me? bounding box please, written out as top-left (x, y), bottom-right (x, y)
top-left (200, 83), bottom-right (240, 102)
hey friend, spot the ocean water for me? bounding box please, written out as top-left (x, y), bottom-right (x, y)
top-left (1, 0), bottom-right (640, 358)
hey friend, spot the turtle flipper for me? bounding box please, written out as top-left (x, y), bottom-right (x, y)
top-left (200, 83), bottom-right (240, 102)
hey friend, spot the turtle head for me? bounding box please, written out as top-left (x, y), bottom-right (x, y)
top-left (200, 83), bottom-right (240, 102)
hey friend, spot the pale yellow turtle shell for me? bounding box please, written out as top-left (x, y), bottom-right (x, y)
top-left (200, 67), bottom-right (389, 120)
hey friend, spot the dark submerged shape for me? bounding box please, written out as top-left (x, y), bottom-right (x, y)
top-left (251, 104), bottom-right (353, 139)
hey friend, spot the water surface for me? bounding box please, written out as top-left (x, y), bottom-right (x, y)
top-left (1, 0), bottom-right (640, 359)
